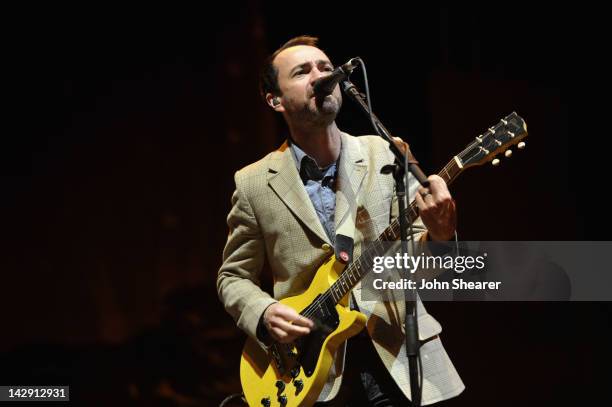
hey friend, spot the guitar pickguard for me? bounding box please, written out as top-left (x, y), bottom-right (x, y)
top-left (296, 294), bottom-right (339, 377)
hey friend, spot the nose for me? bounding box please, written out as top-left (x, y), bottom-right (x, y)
top-left (309, 66), bottom-right (331, 86)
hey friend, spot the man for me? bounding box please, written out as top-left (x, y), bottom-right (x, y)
top-left (217, 36), bottom-right (464, 405)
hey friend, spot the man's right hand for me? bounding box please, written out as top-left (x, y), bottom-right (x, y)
top-left (263, 303), bottom-right (314, 344)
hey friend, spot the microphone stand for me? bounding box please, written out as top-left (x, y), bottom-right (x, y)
top-left (342, 81), bottom-right (429, 188)
top-left (342, 79), bottom-right (425, 406)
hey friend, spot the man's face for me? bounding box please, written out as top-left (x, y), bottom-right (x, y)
top-left (272, 45), bottom-right (342, 125)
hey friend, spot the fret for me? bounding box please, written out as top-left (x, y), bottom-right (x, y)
top-left (443, 161), bottom-right (461, 184)
top-left (338, 279), bottom-right (348, 298)
top-left (347, 270), bottom-right (355, 284)
top-left (333, 285), bottom-right (341, 302)
top-left (442, 165), bottom-right (450, 183)
top-left (353, 259), bottom-right (362, 279)
top-left (341, 277), bottom-right (348, 292)
top-left (390, 222), bottom-right (399, 239)
top-left (386, 228), bottom-right (393, 242)
top-left (353, 261), bottom-right (363, 279)
top-left (372, 239), bottom-right (385, 257)
top-left (366, 242), bottom-right (377, 259)
top-left (344, 275), bottom-right (351, 291)
top-left (360, 247), bottom-right (373, 266)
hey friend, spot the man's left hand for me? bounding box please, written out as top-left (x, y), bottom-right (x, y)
top-left (415, 175), bottom-right (456, 241)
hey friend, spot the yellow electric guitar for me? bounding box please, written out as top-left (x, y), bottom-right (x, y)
top-left (240, 112), bottom-right (528, 407)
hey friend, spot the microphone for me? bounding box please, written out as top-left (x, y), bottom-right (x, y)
top-left (312, 58), bottom-right (359, 97)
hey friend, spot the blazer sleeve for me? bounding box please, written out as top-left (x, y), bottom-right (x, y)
top-left (217, 172), bottom-right (277, 341)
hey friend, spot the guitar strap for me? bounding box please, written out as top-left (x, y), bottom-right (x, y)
top-left (333, 153), bottom-right (363, 264)
top-left (335, 234), bottom-right (354, 264)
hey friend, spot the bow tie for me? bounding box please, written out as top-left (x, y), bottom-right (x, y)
top-left (299, 156), bottom-right (326, 183)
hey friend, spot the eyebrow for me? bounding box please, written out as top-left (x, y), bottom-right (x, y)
top-left (289, 59), bottom-right (333, 77)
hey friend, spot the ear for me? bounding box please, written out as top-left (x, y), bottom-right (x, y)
top-left (266, 93), bottom-right (284, 112)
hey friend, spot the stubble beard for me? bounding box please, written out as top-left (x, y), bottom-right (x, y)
top-left (291, 95), bottom-right (342, 129)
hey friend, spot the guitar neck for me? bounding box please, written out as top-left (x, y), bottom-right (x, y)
top-left (326, 157), bottom-right (464, 304)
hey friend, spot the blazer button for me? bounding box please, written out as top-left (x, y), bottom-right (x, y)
top-left (321, 243), bottom-right (332, 252)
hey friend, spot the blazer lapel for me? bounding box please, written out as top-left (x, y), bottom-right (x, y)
top-left (267, 142), bottom-right (331, 244)
top-left (335, 133), bottom-right (367, 238)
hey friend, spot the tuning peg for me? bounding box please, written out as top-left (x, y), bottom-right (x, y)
top-left (492, 158), bottom-right (500, 166)
top-left (517, 142), bottom-right (526, 149)
top-left (504, 149), bottom-right (512, 158)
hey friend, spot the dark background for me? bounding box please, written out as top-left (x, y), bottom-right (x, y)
top-left (1, 3), bottom-right (609, 406)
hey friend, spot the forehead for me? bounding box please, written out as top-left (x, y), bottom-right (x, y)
top-left (273, 45), bottom-right (332, 74)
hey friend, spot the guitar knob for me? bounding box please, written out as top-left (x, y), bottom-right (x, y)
top-left (261, 397), bottom-right (271, 407)
top-left (504, 149), bottom-right (512, 158)
top-left (518, 141), bottom-right (526, 149)
top-left (287, 349), bottom-right (297, 358)
top-left (294, 379), bottom-right (304, 394)
top-left (492, 158), bottom-right (500, 166)
top-left (278, 395), bottom-right (288, 405)
top-left (275, 380), bottom-right (285, 392)
top-left (290, 366), bottom-right (300, 378)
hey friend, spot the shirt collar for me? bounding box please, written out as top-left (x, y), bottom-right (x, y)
top-left (289, 140), bottom-right (338, 183)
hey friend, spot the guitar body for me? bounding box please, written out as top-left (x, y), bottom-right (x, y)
top-left (240, 255), bottom-right (367, 407)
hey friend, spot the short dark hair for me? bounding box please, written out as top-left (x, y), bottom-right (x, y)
top-left (259, 35), bottom-right (320, 101)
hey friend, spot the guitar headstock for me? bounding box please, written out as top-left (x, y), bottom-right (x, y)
top-left (456, 112), bottom-right (528, 168)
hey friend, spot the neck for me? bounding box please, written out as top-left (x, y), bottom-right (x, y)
top-left (289, 121), bottom-right (341, 168)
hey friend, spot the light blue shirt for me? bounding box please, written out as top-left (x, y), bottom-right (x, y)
top-left (290, 142), bottom-right (338, 243)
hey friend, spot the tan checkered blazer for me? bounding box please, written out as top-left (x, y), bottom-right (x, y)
top-left (217, 132), bottom-right (464, 404)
